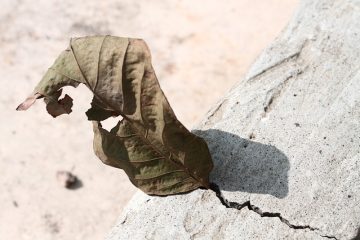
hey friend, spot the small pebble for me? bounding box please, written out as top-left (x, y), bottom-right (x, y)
top-left (56, 171), bottom-right (79, 189)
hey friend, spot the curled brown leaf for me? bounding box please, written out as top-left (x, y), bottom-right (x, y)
top-left (17, 36), bottom-right (213, 195)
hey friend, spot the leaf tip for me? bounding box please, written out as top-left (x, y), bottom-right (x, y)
top-left (16, 93), bottom-right (42, 111)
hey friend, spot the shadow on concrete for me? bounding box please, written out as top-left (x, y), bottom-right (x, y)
top-left (352, 227), bottom-right (360, 240)
top-left (194, 129), bottom-right (289, 199)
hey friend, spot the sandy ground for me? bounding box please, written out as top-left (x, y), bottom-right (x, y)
top-left (0, 0), bottom-right (298, 239)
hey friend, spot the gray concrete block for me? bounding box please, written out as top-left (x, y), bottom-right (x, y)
top-left (108, 0), bottom-right (360, 239)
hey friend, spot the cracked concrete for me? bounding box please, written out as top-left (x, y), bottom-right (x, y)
top-left (108, 190), bottom-right (325, 240)
top-left (210, 183), bottom-right (338, 239)
top-left (245, 39), bottom-right (308, 82)
top-left (108, 0), bottom-right (360, 239)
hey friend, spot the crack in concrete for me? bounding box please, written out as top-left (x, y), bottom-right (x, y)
top-left (247, 39), bottom-right (309, 82)
top-left (209, 183), bottom-right (338, 240)
top-left (262, 68), bottom-right (304, 118)
top-left (203, 99), bottom-right (228, 127)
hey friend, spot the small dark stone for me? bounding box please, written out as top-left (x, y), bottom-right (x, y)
top-left (249, 133), bottom-right (256, 140)
top-left (56, 171), bottom-right (82, 190)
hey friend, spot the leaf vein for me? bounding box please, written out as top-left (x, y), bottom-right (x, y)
top-left (48, 67), bottom-right (81, 83)
top-left (94, 35), bottom-right (108, 91)
top-left (156, 177), bottom-right (194, 191)
top-left (131, 157), bottom-right (165, 163)
top-left (134, 169), bottom-right (184, 181)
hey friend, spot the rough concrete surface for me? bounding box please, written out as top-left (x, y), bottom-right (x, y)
top-left (108, 0), bottom-right (360, 239)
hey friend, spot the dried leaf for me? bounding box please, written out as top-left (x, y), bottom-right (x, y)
top-left (17, 36), bottom-right (213, 195)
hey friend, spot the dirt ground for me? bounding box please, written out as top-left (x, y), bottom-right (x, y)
top-left (0, 0), bottom-right (298, 239)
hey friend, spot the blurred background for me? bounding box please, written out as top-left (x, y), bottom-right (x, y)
top-left (0, 0), bottom-right (298, 239)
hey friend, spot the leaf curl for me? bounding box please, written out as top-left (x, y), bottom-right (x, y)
top-left (16, 36), bottom-right (213, 195)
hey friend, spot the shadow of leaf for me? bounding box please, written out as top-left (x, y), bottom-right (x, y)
top-left (352, 227), bottom-right (360, 240)
top-left (194, 129), bottom-right (289, 198)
